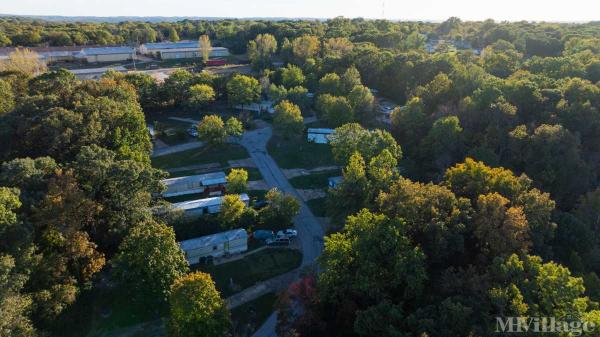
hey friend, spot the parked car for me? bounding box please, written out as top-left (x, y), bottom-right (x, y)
top-left (276, 229), bottom-right (298, 240)
top-left (282, 229), bottom-right (298, 238)
top-left (187, 128), bottom-right (199, 137)
top-left (253, 230), bottom-right (274, 241)
top-left (266, 237), bottom-right (290, 246)
top-left (253, 200), bottom-right (268, 209)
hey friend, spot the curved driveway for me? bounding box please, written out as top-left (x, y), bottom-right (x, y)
top-left (239, 125), bottom-right (324, 267)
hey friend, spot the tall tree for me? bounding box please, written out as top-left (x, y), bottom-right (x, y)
top-left (248, 34), bottom-right (278, 70)
top-left (218, 194), bottom-right (246, 229)
top-left (273, 100), bottom-right (304, 135)
top-left (167, 272), bottom-right (230, 337)
top-left (226, 74), bottom-right (261, 110)
top-left (199, 34), bottom-right (212, 62)
top-left (112, 220), bottom-right (188, 305)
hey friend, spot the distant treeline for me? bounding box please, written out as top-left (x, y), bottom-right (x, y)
top-left (1, 16), bottom-right (600, 55)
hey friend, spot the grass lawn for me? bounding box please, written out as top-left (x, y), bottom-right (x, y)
top-left (53, 285), bottom-right (163, 337)
top-left (307, 197), bottom-right (328, 217)
top-left (197, 248), bottom-right (302, 297)
top-left (289, 170), bottom-right (340, 189)
top-left (152, 144), bottom-right (250, 169)
top-left (231, 292), bottom-right (277, 336)
top-left (267, 134), bottom-right (335, 169)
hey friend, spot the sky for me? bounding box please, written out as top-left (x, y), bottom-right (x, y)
top-left (2, 0), bottom-right (599, 22)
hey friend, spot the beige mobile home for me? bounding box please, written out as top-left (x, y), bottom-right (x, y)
top-left (179, 228), bottom-right (248, 264)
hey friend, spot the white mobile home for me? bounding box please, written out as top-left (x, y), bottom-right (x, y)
top-left (307, 128), bottom-right (335, 144)
top-left (161, 172), bottom-right (227, 197)
top-left (171, 193), bottom-right (250, 216)
top-left (179, 228), bottom-right (248, 264)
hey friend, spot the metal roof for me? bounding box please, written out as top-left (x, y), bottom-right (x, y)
top-left (171, 193), bottom-right (249, 212)
top-left (162, 172), bottom-right (227, 187)
top-left (307, 128), bottom-right (335, 135)
top-left (142, 41), bottom-right (228, 51)
top-left (79, 47), bottom-right (135, 55)
top-left (179, 228), bottom-right (248, 251)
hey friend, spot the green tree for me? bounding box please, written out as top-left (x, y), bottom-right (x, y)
top-left (0, 80), bottom-right (15, 115)
top-left (367, 149), bottom-right (397, 191)
top-left (280, 64), bottom-right (305, 88)
top-left (113, 220), bottom-right (188, 305)
top-left (327, 152), bottom-right (370, 223)
top-left (315, 94), bottom-right (354, 127)
top-left (199, 35), bottom-right (212, 62)
top-left (226, 74), bottom-right (261, 109)
top-left (390, 97), bottom-right (428, 157)
top-left (168, 27), bottom-right (180, 42)
top-left (347, 85), bottom-right (375, 122)
top-left (473, 193), bottom-right (530, 259)
top-left (340, 66), bottom-right (362, 95)
top-left (273, 100), bottom-right (304, 135)
top-left (318, 73), bottom-right (342, 96)
top-left (226, 168), bottom-right (248, 194)
top-left (167, 272), bottom-right (230, 337)
top-left (198, 115), bottom-right (227, 146)
top-left (259, 188), bottom-right (300, 228)
top-left (248, 34), bottom-right (278, 70)
top-left (161, 69), bottom-right (193, 106)
top-left (319, 209), bottom-right (426, 333)
top-left (218, 194), bottom-right (246, 229)
top-left (330, 123), bottom-right (401, 165)
top-left (225, 117), bottom-right (244, 139)
top-left (291, 35), bottom-right (320, 62)
top-left (187, 84), bottom-right (215, 108)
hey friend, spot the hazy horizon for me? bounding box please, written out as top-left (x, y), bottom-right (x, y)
top-left (2, 0), bottom-right (599, 22)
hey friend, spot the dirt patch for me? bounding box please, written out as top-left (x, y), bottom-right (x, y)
top-left (296, 189), bottom-right (326, 201)
top-left (283, 165), bottom-right (340, 179)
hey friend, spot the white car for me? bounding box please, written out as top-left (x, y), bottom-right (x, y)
top-left (277, 229), bottom-right (298, 239)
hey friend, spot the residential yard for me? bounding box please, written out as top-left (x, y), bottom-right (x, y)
top-left (197, 248), bottom-right (302, 297)
top-left (288, 170), bottom-right (340, 189)
top-left (231, 292), bottom-right (277, 337)
top-left (152, 144), bottom-right (250, 169)
top-left (307, 197), bottom-right (328, 217)
top-left (267, 134), bottom-right (335, 169)
top-left (54, 285), bottom-right (163, 337)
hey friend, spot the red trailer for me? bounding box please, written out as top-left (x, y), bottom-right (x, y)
top-left (205, 59), bottom-right (227, 66)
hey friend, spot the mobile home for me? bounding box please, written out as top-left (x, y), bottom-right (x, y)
top-left (161, 172), bottom-right (227, 197)
top-left (307, 128), bottom-right (335, 144)
top-left (179, 228), bottom-right (248, 264)
top-left (171, 193), bottom-right (250, 216)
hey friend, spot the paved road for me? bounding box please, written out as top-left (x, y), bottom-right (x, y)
top-left (235, 124), bottom-right (325, 337)
top-left (252, 312), bottom-right (279, 337)
top-left (151, 140), bottom-right (204, 157)
top-left (239, 126), bottom-right (324, 267)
